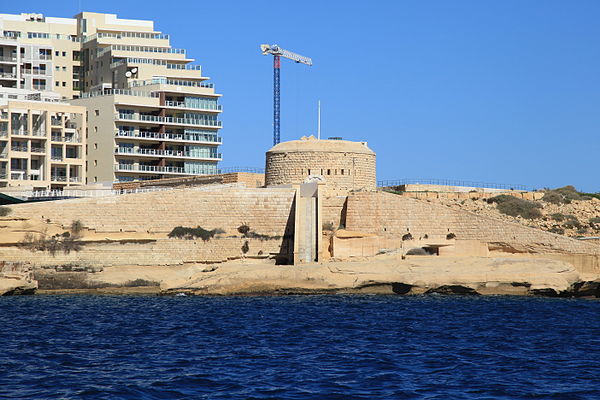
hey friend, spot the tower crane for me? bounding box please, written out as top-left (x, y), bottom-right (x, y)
top-left (260, 44), bottom-right (312, 145)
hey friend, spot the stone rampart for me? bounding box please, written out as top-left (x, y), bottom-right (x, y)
top-left (0, 237), bottom-right (284, 268)
top-left (10, 186), bottom-right (295, 235)
top-left (345, 191), bottom-right (600, 255)
top-left (387, 190), bottom-right (544, 201)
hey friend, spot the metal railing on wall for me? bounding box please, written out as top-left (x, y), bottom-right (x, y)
top-left (377, 178), bottom-right (531, 191)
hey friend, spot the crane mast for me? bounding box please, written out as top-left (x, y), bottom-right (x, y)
top-left (261, 44), bottom-right (312, 145)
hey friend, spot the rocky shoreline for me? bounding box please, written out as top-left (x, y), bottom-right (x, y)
top-left (5, 255), bottom-right (598, 298)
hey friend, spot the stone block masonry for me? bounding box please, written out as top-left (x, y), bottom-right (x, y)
top-left (345, 191), bottom-right (600, 255)
top-left (10, 186), bottom-right (296, 236)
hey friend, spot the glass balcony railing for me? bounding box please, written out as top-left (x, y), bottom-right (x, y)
top-left (117, 113), bottom-right (222, 127)
top-left (129, 78), bottom-right (214, 89)
top-left (51, 175), bottom-right (67, 182)
top-left (0, 72), bottom-right (17, 79)
top-left (122, 114), bottom-right (222, 127)
top-left (115, 147), bottom-right (221, 159)
top-left (0, 56), bottom-right (17, 62)
top-left (115, 164), bottom-right (190, 174)
top-left (11, 145), bottom-right (28, 152)
top-left (116, 130), bottom-right (222, 144)
top-left (164, 100), bottom-right (222, 111)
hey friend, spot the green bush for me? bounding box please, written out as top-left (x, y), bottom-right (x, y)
top-left (0, 206), bottom-right (11, 216)
top-left (71, 220), bottom-right (84, 234)
top-left (542, 186), bottom-right (591, 204)
top-left (19, 232), bottom-right (81, 256)
top-left (563, 219), bottom-right (582, 230)
top-left (590, 217), bottom-right (600, 224)
top-left (487, 195), bottom-right (542, 219)
top-left (168, 226), bottom-right (224, 241)
top-left (548, 226), bottom-right (565, 235)
top-left (237, 224), bottom-right (250, 235)
top-left (550, 213), bottom-right (565, 222)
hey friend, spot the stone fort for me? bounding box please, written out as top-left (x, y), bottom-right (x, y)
top-left (0, 136), bottom-right (599, 279)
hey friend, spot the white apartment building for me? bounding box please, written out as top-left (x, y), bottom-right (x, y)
top-left (0, 12), bottom-right (223, 184)
top-left (0, 88), bottom-right (86, 190)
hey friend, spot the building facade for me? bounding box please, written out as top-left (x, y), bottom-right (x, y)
top-left (0, 13), bottom-right (81, 99)
top-left (0, 89), bottom-right (86, 189)
top-left (72, 84), bottom-right (221, 183)
top-left (0, 12), bottom-right (223, 185)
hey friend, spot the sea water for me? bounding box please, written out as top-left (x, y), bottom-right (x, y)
top-left (0, 295), bottom-right (599, 399)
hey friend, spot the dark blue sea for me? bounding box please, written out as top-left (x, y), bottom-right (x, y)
top-left (0, 295), bottom-right (599, 399)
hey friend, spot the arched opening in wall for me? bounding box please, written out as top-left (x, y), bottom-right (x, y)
top-left (341, 169), bottom-right (344, 175)
top-left (308, 169), bottom-right (311, 175)
top-left (327, 169), bottom-right (331, 175)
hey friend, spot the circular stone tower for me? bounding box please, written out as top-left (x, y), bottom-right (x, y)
top-left (265, 136), bottom-right (376, 192)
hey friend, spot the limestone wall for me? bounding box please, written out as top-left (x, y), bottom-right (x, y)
top-left (265, 151), bottom-right (376, 191)
top-left (9, 186), bottom-right (295, 235)
top-left (0, 237), bottom-right (284, 267)
top-left (387, 190), bottom-right (544, 201)
top-left (345, 191), bottom-right (600, 255)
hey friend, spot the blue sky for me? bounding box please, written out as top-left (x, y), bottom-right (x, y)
top-left (5, 1), bottom-right (600, 191)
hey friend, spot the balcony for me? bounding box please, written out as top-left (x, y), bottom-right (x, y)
top-left (0, 72), bottom-right (17, 79)
top-left (11, 171), bottom-right (26, 180)
top-left (51, 118), bottom-right (62, 126)
top-left (11, 145), bottom-right (28, 152)
top-left (51, 175), bottom-right (67, 182)
top-left (51, 155), bottom-right (63, 161)
top-left (31, 146), bottom-right (45, 153)
top-left (0, 56), bottom-right (17, 63)
top-left (164, 100), bottom-right (222, 112)
top-left (117, 113), bottom-right (222, 128)
top-left (130, 78), bottom-right (213, 89)
top-left (69, 176), bottom-right (82, 183)
top-left (52, 135), bottom-right (81, 143)
top-left (115, 147), bottom-right (222, 160)
top-left (115, 164), bottom-right (191, 175)
top-left (116, 130), bottom-right (222, 144)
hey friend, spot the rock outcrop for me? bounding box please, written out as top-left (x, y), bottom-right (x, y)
top-left (160, 256), bottom-right (592, 297)
top-left (0, 262), bottom-right (37, 295)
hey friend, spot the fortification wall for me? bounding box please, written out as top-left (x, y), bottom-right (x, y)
top-left (0, 237), bottom-right (284, 268)
top-left (266, 152), bottom-right (376, 191)
top-left (345, 191), bottom-right (600, 255)
top-left (388, 190), bottom-right (543, 201)
top-left (9, 186), bottom-right (295, 235)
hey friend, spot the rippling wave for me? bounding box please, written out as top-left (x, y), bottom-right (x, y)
top-left (0, 295), bottom-right (598, 399)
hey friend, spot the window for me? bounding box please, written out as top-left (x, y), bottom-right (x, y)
top-left (94, 176), bottom-right (97, 182)
top-left (55, 51), bottom-right (59, 56)
top-left (62, 66), bottom-right (67, 71)
top-left (55, 81), bottom-right (59, 86)
top-left (62, 82), bottom-right (66, 87)
top-left (94, 110), bottom-right (100, 116)
top-left (94, 126), bottom-right (97, 133)
top-left (94, 143), bottom-right (98, 150)
top-left (62, 51), bottom-right (67, 57)
top-left (94, 160), bottom-right (97, 166)
top-left (55, 66), bottom-right (59, 71)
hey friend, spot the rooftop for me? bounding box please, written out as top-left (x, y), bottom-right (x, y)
top-left (268, 135), bottom-right (375, 155)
